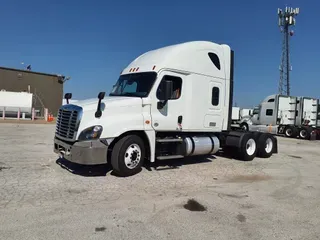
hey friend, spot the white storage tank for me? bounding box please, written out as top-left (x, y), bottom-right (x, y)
top-left (0, 90), bottom-right (33, 114)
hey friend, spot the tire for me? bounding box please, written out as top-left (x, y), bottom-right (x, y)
top-left (240, 122), bottom-right (249, 131)
top-left (237, 133), bottom-right (257, 161)
top-left (111, 135), bottom-right (145, 177)
top-left (284, 126), bottom-right (298, 138)
top-left (299, 127), bottom-right (312, 140)
top-left (256, 133), bottom-right (275, 158)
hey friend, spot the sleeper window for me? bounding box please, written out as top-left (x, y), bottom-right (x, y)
top-left (208, 53), bottom-right (221, 70)
top-left (211, 87), bottom-right (220, 106)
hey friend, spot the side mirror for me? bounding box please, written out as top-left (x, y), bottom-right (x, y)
top-left (157, 80), bottom-right (173, 109)
top-left (64, 93), bottom-right (72, 104)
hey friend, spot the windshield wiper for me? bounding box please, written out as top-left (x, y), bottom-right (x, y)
top-left (109, 92), bottom-right (140, 97)
top-left (121, 92), bottom-right (140, 97)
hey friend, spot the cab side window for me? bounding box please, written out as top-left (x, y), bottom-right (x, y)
top-left (156, 75), bottom-right (182, 100)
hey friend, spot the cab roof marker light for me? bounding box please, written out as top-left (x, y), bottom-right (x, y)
top-left (129, 68), bottom-right (132, 72)
top-left (133, 68), bottom-right (136, 72)
top-left (152, 65), bottom-right (156, 70)
top-left (136, 67), bottom-right (139, 71)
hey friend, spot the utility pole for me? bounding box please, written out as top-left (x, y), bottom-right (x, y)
top-left (278, 7), bottom-right (299, 96)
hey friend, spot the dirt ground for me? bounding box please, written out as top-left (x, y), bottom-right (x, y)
top-left (0, 123), bottom-right (319, 240)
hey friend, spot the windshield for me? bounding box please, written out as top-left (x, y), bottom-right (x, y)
top-left (109, 72), bottom-right (157, 97)
top-left (252, 106), bottom-right (260, 115)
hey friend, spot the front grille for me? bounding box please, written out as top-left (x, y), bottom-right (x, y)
top-left (55, 105), bottom-right (82, 141)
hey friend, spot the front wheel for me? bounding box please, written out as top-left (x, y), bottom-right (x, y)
top-left (111, 135), bottom-right (145, 177)
top-left (240, 122), bottom-right (249, 131)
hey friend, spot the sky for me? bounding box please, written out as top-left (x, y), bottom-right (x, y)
top-left (0, 0), bottom-right (319, 108)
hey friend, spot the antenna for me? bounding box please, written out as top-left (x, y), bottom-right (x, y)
top-left (21, 62), bottom-right (32, 71)
top-left (277, 7), bottom-right (299, 96)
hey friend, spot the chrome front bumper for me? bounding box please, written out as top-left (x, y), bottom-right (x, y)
top-left (54, 137), bottom-right (109, 165)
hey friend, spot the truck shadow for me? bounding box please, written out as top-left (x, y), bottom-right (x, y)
top-left (56, 158), bottom-right (112, 177)
top-left (144, 155), bottom-right (215, 172)
top-left (215, 150), bottom-right (241, 161)
top-left (56, 155), bottom-right (216, 177)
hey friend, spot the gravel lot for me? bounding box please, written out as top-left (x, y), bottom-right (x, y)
top-left (0, 123), bottom-right (319, 240)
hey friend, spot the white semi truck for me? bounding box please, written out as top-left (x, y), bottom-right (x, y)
top-left (231, 107), bottom-right (253, 124)
top-left (238, 94), bottom-right (320, 140)
top-left (53, 41), bottom-right (278, 177)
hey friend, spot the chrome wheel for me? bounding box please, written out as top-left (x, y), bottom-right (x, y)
top-left (124, 144), bottom-right (141, 169)
top-left (285, 128), bottom-right (292, 136)
top-left (246, 138), bottom-right (256, 156)
top-left (265, 138), bottom-right (273, 153)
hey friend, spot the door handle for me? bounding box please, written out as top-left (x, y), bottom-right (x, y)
top-left (178, 116), bottom-right (183, 124)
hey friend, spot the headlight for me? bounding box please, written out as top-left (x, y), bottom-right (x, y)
top-left (78, 125), bottom-right (103, 141)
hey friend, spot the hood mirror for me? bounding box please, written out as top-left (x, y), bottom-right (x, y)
top-left (98, 92), bottom-right (105, 100)
top-left (95, 92), bottom-right (106, 118)
top-left (64, 93), bottom-right (72, 104)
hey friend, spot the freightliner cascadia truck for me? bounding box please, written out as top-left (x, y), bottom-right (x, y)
top-left (54, 41), bottom-right (278, 177)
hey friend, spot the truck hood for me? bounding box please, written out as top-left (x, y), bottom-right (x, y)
top-left (73, 96), bottom-right (142, 111)
top-left (73, 96), bottom-right (145, 138)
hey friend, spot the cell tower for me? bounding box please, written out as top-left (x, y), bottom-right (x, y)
top-left (277, 7), bottom-right (300, 96)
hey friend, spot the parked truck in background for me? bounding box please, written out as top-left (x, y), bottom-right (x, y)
top-left (231, 107), bottom-right (253, 125)
top-left (53, 41), bottom-right (278, 177)
top-left (238, 94), bottom-right (320, 140)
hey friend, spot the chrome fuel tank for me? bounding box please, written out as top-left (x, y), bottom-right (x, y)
top-left (184, 135), bottom-right (220, 156)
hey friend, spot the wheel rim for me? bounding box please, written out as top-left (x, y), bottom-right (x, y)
top-left (286, 129), bottom-right (292, 136)
top-left (246, 138), bottom-right (256, 156)
top-left (265, 138), bottom-right (273, 153)
top-left (124, 144), bottom-right (141, 169)
top-left (300, 130), bottom-right (307, 138)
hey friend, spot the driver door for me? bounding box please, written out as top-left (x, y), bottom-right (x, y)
top-left (150, 71), bottom-right (184, 131)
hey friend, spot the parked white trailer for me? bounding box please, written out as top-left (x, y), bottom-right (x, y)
top-left (231, 107), bottom-right (253, 123)
top-left (53, 41), bottom-right (278, 177)
top-left (237, 94), bottom-right (320, 140)
top-left (240, 108), bottom-right (253, 118)
top-left (231, 107), bottom-right (240, 122)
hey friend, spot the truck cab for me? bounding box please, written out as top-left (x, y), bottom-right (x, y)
top-left (54, 41), bottom-right (277, 177)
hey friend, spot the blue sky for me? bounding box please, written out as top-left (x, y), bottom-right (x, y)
top-left (0, 0), bottom-right (318, 108)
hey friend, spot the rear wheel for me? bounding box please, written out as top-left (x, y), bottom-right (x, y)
top-left (256, 133), bottom-right (275, 158)
top-left (237, 133), bottom-right (257, 161)
top-left (299, 127), bottom-right (312, 140)
top-left (111, 135), bottom-right (145, 177)
top-left (284, 126), bottom-right (298, 138)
